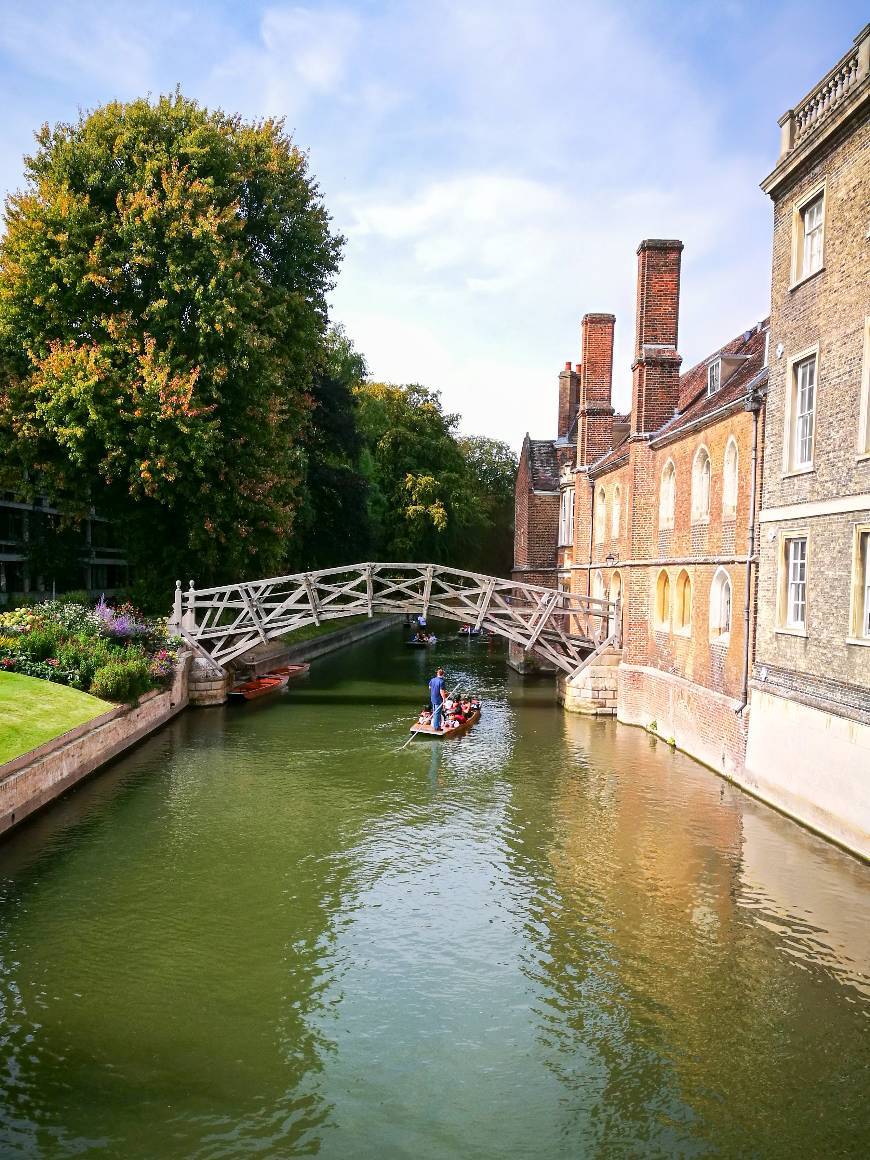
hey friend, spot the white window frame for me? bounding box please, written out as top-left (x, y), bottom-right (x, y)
top-left (779, 535), bottom-right (808, 633)
top-left (790, 181), bottom-right (826, 288)
top-left (559, 486), bottom-right (575, 547)
top-left (783, 346), bottom-right (818, 475)
top-left (848, 524), bottom-right (870, 645)
top-left (659, 460), bottom-right (676, 530)
top-left (858, 318), bottom-right (870, 459)
top-left (691, 446), bottom-right (711, 525)
top-left (722, 436), bottom-right (739, 520)
top-left (709, 567), bottom-right (733, 641)
top-left (611, 485), bottom-right (621, 539)
top-left (707, 360), bottom-right (720, 396)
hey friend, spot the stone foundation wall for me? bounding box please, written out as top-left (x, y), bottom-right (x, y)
top-left (744, 685), bottom-right (870, 860)
top-left (558, 647), bottom-right (621, 714)
top-left (0, 654), bottom-right (190, 836)
top-left (617, 663), bottom-right (748, 777)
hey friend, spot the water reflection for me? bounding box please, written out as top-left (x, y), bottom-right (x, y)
top-left (0, 627), bottom-right (867, 1159)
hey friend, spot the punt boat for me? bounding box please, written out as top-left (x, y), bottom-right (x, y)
top-left (404, 635), bottom-right (437, 648)
top-left (409, 707), bottom-right (481, 739)
top-left (228, 672), bottom-right (290, 701)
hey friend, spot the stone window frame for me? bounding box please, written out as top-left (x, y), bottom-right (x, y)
top-left (611, 484), bottom-right (621, 540)
top-left (776, 530), bottom-right (810, 637)
top-left (847, 522), bottom-right (870, 646)
top-left (558, 486), bottom-right (575, 547)
top-left (857, 317), bottom-right (870, 460)
top-left (659, 459), bottom-right (676, 530)
top-left (595, 486), bottom-right (607, 545)
top-left (782, 343), bottom-right (819, 477)
top-left (789, 179), bottom-right (826, 290)
top-left (722, 436), bottom-right (739, 521)
top-left (654, 569), bottom-right (671, 632)
top-left (709, 567), bottom-right (733, 643)
top-left (691, 445), bottom-right (712, 525)
top-left (674, 569), bottom-right (692, 636)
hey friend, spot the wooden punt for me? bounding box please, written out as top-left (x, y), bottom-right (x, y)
top-left (409, 708), bottom-right (480, 739)
top-left (404, 636), bottom-right (437, 648)
top-left (228, 672), bottom-right (290, 701)
top-left (269, 664), bottom-right (310, 680)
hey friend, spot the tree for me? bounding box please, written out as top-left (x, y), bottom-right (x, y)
top-left (288, 325), bottom-right (372, 570)
top-left (458, 436), bottom-right (517, 575)
top-left (0, 91), bottom-right (343, 594)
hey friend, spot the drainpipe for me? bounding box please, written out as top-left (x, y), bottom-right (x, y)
top-left (737, 394), bottom-right (762, 714)
top-left (586, 473), bottom-right (594, 601)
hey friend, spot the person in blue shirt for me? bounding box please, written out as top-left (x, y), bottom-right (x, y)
top-left (428, 667), bottom-right (446, 730)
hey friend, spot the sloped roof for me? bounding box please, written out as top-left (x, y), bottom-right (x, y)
top-left (655, 320), bottom-right (769, 443)
top-left (527, 438), bottom-right (559, 491)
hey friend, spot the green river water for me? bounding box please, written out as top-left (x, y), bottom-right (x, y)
top-left (0, 625), bottom-right (868, 1158)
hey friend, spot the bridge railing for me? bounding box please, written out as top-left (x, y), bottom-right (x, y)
top-left (172, 563), bottom-right (620, 676)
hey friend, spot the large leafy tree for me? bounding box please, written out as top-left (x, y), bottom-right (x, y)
top-left (0, 91), bottom-right (342, 593)
top-left (355, 382), bottom-right (516, 574)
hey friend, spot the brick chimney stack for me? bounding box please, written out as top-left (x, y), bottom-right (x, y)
top-left (631, 239), bottom-right (683, 436)
top-left (577, 313), bottom-right (616, 466)
top-left (557, 360), bottom-right (580, 439)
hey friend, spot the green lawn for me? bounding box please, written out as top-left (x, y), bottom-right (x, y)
top-left (281, 614), bottom-right (370, 645)
top-left (0, 673), bottom-right (112, 766)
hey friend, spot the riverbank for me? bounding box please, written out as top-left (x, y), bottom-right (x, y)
top-left (0, 673), bottom-right (111, 765)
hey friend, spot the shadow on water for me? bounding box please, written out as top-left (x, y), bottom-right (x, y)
top-left (0, 624), bottom-right (867, 1158)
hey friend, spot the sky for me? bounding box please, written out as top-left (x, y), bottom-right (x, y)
top-left (0, 0), bottom-right (865, 447)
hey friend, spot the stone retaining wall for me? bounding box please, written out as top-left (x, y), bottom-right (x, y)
top-left (0, 655), bottom-right (190, 836)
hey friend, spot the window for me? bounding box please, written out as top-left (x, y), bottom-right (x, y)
top-left (659, 461), bottom-right (676, 530)
top-left (710, 568), bottom-right (732, 639)
top-left (611, 485), bottom-right (621, 539)
top-left (784, 537), bottom-right (807, 630)
top-left (691, 447), bottom-right (711, 524)
top-left (785, 352), bottom-right (817, 472)
top-left (792, 186), bottom-right (825, 284)
top-left (859, 318), bottom-right (870, 456)
top-left (707, 360), bottom-right (720, 396)
top-left (655, 570), bottom-right (671, 629)
top-left (559, 487), bottom-right (574, 546)
top-left (675, 570), bottom-right (692, 633)
top-left (723, 437), bottom-right (738, 520)
top-left (850, 527), bottom-right (870, 641)
top-left (595, 488), bottom-right (606, 544)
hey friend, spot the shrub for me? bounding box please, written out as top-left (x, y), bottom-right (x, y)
top-left (89, 658), bottom-right (152, 703)
top-left (17, 625), bottom-right (62, 662)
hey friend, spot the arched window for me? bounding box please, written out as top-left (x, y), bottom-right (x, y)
top-left (692, 447), bottom-right (712, 524)
top-left (595, 487), bottom-right (606, 544)
top-left (611, 485), bottom-right (621, 539)
top-left (710, 568), bottom-right (733, 640)
top-left (608, 570), bottom-right (622, 606)
top-left (655, 570), bottom-right (671, 629)
top-left (723, 437), bottom-right (739, 520)
top-left (659, 461), bottom-right (676, 529)
top-left (675, 570), bottom-right (692, 633)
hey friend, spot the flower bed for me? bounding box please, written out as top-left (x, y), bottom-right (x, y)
top-left (0, 597), bottom-right (180, 703)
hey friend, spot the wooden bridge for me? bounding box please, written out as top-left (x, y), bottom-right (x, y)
top-left (171, 563), bottom-right (620, 677)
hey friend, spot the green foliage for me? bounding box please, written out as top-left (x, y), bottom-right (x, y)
top-left (354, 382), bottom-right (517, 574)
top-left (0, 90), bottom-right (343, 589)
top-left (89, 658), bottom-right (151, 703)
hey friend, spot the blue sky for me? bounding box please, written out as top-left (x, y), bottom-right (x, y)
top-left (0, 0), bottom-right (865, 445)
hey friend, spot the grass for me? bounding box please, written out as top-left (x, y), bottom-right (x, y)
top-left (0, 673), bottom-right (112, 766)
top-left (281, 614), bottom-right (371, 645)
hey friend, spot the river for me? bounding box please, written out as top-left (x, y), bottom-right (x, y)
top-left (0, 626), bottom-right (868, 1158)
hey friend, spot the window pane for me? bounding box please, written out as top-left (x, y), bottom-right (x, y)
top-left (794, 359), bottom-right (816, 467)
top-left (863, 535), bottom-right (870, 639)
top-left (787, 539), bottom-right (807, 627)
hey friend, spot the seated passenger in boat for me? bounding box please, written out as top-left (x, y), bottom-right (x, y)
top-left (418, 707), bottom-right (433, 725)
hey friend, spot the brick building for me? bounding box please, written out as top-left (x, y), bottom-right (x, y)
top-left (513, 238), bottom-right (769, 773)
top-left (744, 25), bottom-right (870, 855)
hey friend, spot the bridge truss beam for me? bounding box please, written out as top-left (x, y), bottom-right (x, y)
top-left (173, 563), bottom-right (617, 675)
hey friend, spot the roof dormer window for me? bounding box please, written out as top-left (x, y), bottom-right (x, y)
top-left (707, 360), bottom-right (721, 396)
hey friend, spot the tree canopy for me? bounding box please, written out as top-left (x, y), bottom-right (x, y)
top-left (0, 91), bottom-right (342, 590)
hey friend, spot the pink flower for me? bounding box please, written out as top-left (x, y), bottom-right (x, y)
top-left (47, 658), bottom-right (59, 666)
